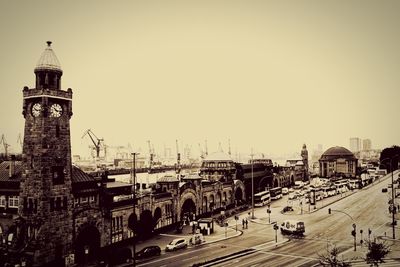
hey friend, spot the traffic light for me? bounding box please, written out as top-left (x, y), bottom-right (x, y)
top-left (351, 230), bottom-right (356, 237)
top-left (328, 208), bottom-right (331, 214)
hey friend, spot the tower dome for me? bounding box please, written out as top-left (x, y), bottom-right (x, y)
top-left (35, 41), bottom-right (62, 72)
top-left (34, 41), bottom-right (63, 90)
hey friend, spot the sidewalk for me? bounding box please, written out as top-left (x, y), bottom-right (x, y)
top-left (132, 218), bottom-right (243, 258)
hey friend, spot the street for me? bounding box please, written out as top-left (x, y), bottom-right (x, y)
top-left (134, 172), bottom-right (400, 267)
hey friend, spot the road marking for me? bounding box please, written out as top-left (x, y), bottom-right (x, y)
top-left (137, 244), bottom-right (220, 266)
top-left (181, 255), bottom-right (198, 262)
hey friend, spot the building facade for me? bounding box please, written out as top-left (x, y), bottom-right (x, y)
top-left (319, 146), bottom-right (358, 179)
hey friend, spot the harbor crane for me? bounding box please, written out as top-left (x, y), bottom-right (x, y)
top-left (147, 140), bottom-right (154, 172)
top-left (176, 139), bottom-right (181, 174)
top-left (0, 134), bottom-right (10, 157)
top-left (17, 134), bottom-right (23, 150)
top-left (198, 143), bottom-right (205, 159)
top-left (82, 129), bottom-right (105, 159)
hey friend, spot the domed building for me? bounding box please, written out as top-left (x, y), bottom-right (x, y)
top-left (319, 146), bottom-right (358, 178)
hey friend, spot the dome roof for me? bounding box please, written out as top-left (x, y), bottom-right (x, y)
top-left (203, 152), bottom-right (233, 162)
top-left (35, 41), bottom-right (62, 72)
top-left (320, 146), bottom-right (356, 160)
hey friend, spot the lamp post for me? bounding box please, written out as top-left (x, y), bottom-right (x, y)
top-left (131, 152), bottom-right (139, 267)
top-left (380, 156), bottom-right (398, 240)
top-left (328, 208), bottom-right (357, 251)
top-left (251, 149), bottom-right (255, 219)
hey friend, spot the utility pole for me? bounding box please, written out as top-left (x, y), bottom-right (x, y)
top-left (131, 152), bottom-right (139, 267)
top-left (251, 148), bottom-right (255, 219)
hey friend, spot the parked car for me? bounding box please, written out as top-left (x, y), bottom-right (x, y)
top-left (108, 247), bottom-right (132, 266)
top-left (135, 246), bottom-right (161, 260)
top-left (282, 206), bottom-right (294, 213)
top-left (165, 238), bottom-right (188, 251)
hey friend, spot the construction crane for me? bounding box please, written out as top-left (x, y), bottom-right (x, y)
top-left (176, 139), bottom-right (181, 174)
top-left (147, 140), bottom-right (154, 172)
top-left (82, 129), bottom-right (104, 159)
top-left (198, 143), bottom-right (205, 159)
top-left (17, 134), bottom-right (23, 150)
top-left (0, 134), bottom-right (10, 157)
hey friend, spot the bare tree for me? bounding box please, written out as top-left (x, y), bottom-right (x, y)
top-left (364, 239), bottom-right (391, 266)
top-left (318, 244), bottom-right (352, 267)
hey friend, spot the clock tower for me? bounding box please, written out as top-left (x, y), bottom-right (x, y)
top-left (20, 41), bottom-right (73, 266)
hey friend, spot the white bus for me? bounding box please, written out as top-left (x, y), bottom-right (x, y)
top-left (334, 180), bottom-right (349, 194)
top-left (254, 190), bottom-right (271, 207)
top-left (270, 187), bottom-right (283, 200)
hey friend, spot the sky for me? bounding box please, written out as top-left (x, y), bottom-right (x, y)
top-left (0, 0), bottom-right (399, 161)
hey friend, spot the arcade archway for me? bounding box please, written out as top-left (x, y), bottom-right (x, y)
top-left (154, 207), bottom-right (162, 229)
top-left (75, 225), bottom-right (101, 264)
top-left (181, 198), bottom-right (196, 220)
top-left (139, 210), bottom-right (153, 238)
top-left (235, 187), bottom-right (243, 204)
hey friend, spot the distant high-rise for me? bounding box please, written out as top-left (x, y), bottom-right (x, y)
top-left (362, 139), bottom-right (372, 150)
top-left (349, 137), bottom-right (361, 152)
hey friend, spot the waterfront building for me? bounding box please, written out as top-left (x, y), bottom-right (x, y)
top-left (319, 146), bottom-right (358, 178)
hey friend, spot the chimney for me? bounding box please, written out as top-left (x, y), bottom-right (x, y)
top-left (9, 155), bottom-right (16, 178)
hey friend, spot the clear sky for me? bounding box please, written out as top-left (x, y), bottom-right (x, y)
top-left (0, 0), bottom-right (399, 160)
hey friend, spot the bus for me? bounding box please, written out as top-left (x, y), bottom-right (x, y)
top-left (254, 190), bottom-right (271, 207)
top-left (334, 179), bottom-right (349, 194)
top-left (270, 187), bottom-right (282, 200)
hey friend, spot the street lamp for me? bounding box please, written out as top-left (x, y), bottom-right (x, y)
top-left (131, 152), bottom-right (139, 267)
top-left (251, 150), bottom-right (255, 219)
top-left (328, 208), bottom-right (357, 251)
top-left (380, 156), bottom-right (398, 240)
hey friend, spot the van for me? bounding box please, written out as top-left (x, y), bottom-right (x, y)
top-left (280, 220), bottom-right (305, 235)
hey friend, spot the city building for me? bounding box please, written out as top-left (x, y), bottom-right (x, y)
top-left (349, 137), bottom-right (361, 152)
top-left (319, 146), bottom-right (358, 178)
top-left (362, 139), bottom-right (372, 151)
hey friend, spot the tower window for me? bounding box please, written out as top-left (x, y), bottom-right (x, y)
top-left (56, 125), bottom-right (60, 137)
top-left (52, 166), bottom-right (65, 185)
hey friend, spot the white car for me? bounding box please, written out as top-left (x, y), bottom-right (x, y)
top-left (165, 238), bottom-right (188, 251)
top-left (282, 187), bottom-right (289, 195)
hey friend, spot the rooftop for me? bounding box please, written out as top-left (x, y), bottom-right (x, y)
top-left (34, 41), bottom-right (62, 72)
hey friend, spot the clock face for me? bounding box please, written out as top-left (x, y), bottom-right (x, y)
top-left (31, 103), bottom-right (42, 117)
top-left (50, 103), bottom-right (63, 118)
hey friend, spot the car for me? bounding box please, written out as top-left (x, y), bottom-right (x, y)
top-left (382, 188), bottom-right (388, 193)
top-left (282, 187), bottom-right (289, 195)
top-left (165, 238), bottom-right (188, 251)
top-left (282, 206), bottom-right (294, 213)
top-left (135, 246), bottom-right (161, 260)
top-left (108, 247), bottom-right (132, 266)
top-left (288, 192), bottom-right (297, 200)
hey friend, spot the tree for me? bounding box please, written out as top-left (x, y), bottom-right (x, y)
top-left (318, 244), bottom-right (352, 267)
top-left (364, 239), bottom-right (391, 266)
top-left (379, 146), bottom-right (400, 173)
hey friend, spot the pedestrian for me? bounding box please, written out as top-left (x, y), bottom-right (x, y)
top-left (245, 219), bottom-right (248, 229)
top-left (242, 218), bottom-right (245, 229)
